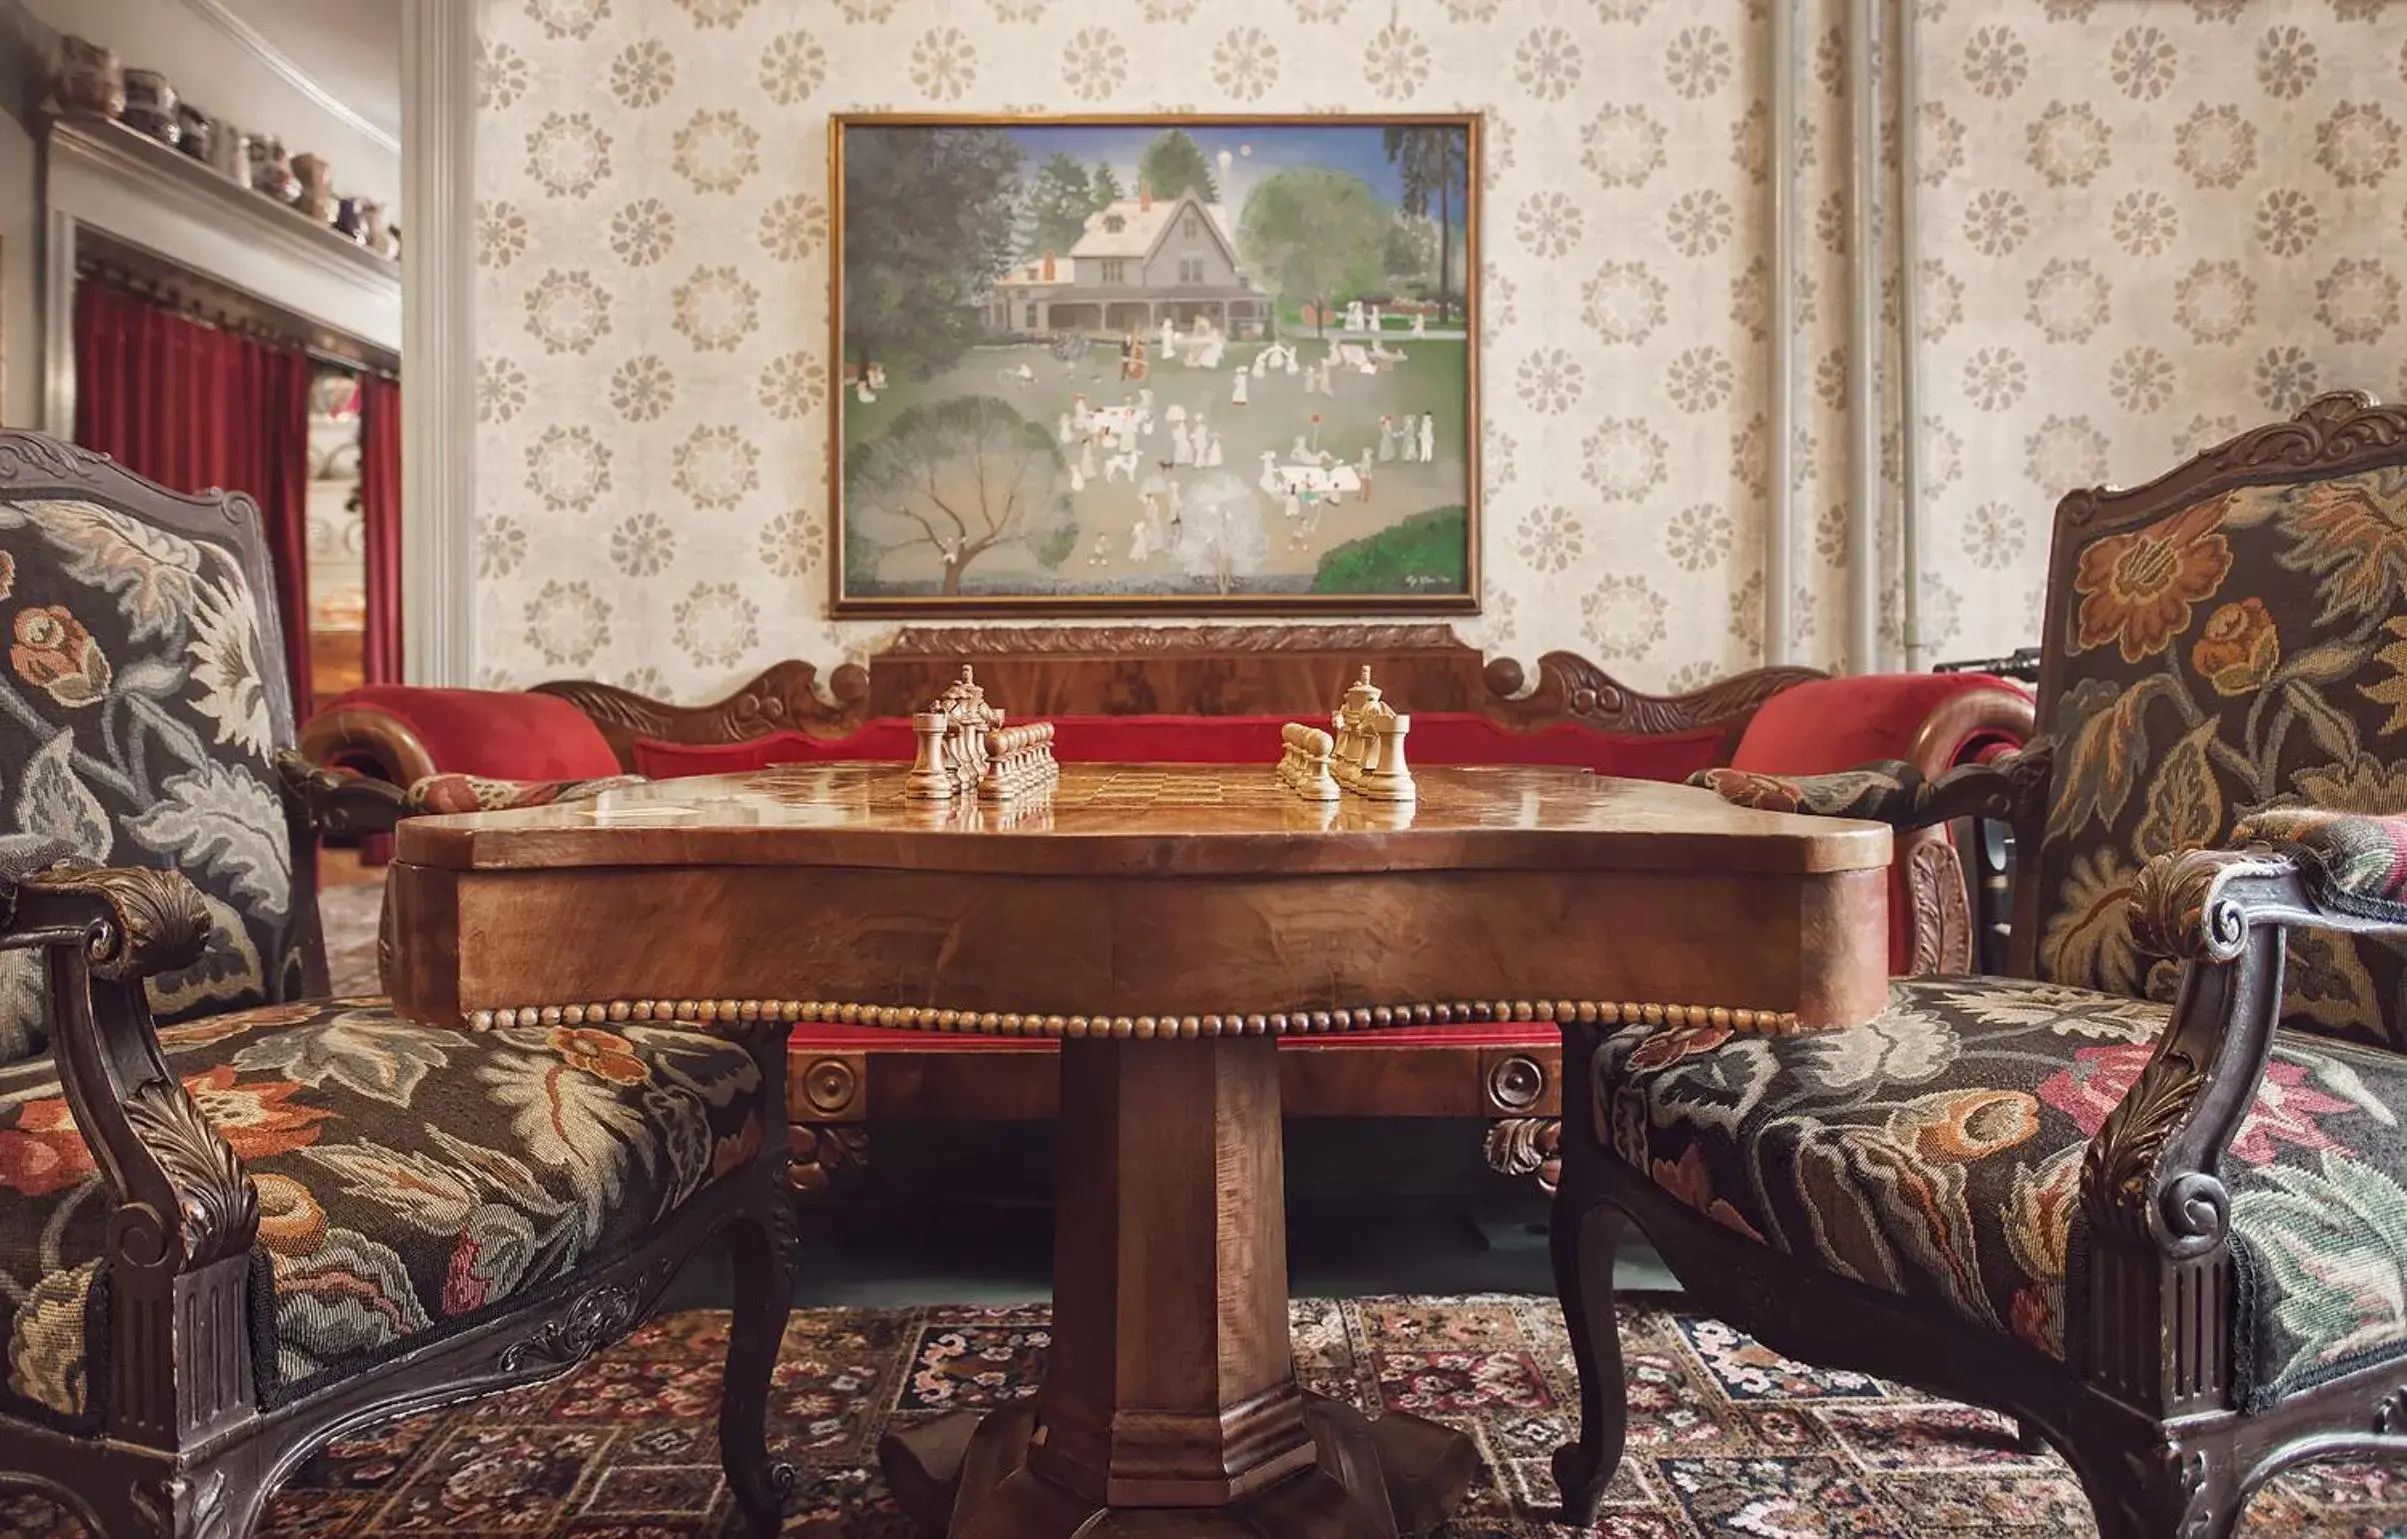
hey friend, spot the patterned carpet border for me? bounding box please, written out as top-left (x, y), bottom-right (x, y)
top-left (6, 1295), bottom-right (2406, 1536)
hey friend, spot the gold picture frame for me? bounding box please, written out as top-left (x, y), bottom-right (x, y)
top-left (828, 112), bottom-right (1481, 618)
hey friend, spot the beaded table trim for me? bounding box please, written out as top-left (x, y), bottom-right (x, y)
top-left (461, 996), bottom-right (1808, 1037)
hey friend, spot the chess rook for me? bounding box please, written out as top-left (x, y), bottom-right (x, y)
top-left (1330, 665), bottom-right (1416, 803)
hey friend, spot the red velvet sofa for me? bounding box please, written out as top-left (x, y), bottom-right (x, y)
top-left (302, 624), bottom-right (2033, 1196)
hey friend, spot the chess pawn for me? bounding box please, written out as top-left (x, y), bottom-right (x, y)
top-left (907, 711), bottom-right (956, 802)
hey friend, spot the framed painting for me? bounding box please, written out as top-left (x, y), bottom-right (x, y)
top-left (828, 113), bottom-right (1480, 617)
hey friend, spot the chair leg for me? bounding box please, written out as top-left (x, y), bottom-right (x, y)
top-left (2067, 1430), bottom-right (2236, 1539)
top-left (1550, 1198), bottom-right (1631, 1526)
top-left (718, 1172), bottom-right (798, 1538)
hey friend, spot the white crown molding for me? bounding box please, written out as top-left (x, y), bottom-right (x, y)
top-left (176, 0), bottom-right (401, 155)
top-left (46, 114), bottom-right (401, 351)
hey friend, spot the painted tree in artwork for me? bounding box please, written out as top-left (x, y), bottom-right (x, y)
top-left (1024, 151), bottom-right (1101, 259)
top-left (842, 128), bottom-right (1024, 378)
top-left (1172, 472), bottom-right (1271, 595)
top-left (845, 397), bottom-right (1075, 594)
top-left (1382, 126), bottom-right (1469, 324)
top-left (1090, 161), bottom-right (1124, 208)
top-left (1138, 130), bottom-right (1218, 203)
top-left (1237, 169), bottom-right (1388, 337)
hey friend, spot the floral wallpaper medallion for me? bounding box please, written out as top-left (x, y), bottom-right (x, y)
top-left (473, 0), bottom-right (2406, 694)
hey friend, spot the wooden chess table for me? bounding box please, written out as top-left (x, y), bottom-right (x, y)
top-left (386, 762), bottom-right (1891, 1537)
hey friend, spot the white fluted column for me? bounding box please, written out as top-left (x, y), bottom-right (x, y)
top-left (401, 0), bottom-right (478, 686)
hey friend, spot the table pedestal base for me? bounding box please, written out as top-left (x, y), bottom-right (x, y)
top-left (883, 1393), bottom-right (1474, 1537)
top-left (873, 1035), bottom-right (1473, 1538)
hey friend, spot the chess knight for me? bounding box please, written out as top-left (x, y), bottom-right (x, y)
top-left (907, 666), bottom-right (1060, 805)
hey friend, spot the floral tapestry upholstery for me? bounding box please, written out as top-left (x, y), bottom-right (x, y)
top-left (0, 997), bottom-right (766, 1431)
top-left (2234, 807), bottom-right (2407, 922)
top-left (1596, 975), bottom-right (2407, 1406)
top-left (0, 498), bottom-right (306, 1067)
top-left (2032, 464), bottom-right (2407, 1047)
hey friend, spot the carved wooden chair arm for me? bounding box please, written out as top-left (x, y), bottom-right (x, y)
top-left (1690, 739), bottom-right (2056, 837)
top-left (0, 863), bottom-right (258, 1273)
top-left (2082, 841), bottom-right (2404, 1267)
top-left (1, 860), bottom-right (213, 979)
top-left (402, 770), bottom-right (646, 816)
top-left (276, 750), bottom-right (410, 838)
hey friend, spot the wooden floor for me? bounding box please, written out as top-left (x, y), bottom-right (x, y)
top-left (319, 846), bottom-right (382, 888)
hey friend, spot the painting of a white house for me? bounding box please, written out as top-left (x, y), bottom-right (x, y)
top-left (832, 117), bottom-right (1478, 615)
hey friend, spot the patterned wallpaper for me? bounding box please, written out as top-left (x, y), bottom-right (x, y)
top-left (1916, 0), bottom-right (2407, 663)
top-left (470, 0), bottom-right (2405, 701)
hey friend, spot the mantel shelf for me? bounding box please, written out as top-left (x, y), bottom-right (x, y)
top-left (45, 110), bottom-right (402, 358)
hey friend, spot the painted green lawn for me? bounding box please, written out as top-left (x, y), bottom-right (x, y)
top-left (1312, 505), bottom-right (1468, 594)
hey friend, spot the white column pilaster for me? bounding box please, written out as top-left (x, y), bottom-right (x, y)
top-left (400, 0), bottom-right (478, 685)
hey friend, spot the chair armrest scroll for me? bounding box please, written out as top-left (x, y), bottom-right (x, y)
top-left (2218, 808), bottom-right (2407, 932)
top-left (2, 862), bottom-right (212, 980)
top-left (1691, 739), bottom-right (2055, 835)
top-left (277, 750), bottom-right (409, 838)
top-left (403, 771), bottom-right (646, 815)
top-left (0, 865), bottom-right (256, 1273)
top-left (2084, 842), bottom-right (2382, 1270)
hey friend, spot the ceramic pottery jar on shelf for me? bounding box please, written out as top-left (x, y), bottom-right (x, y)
top-left (54, 35), bottom-right (125, 118)
top-left (121, 69), bottom-right (179, 144)
top-left (248, 135), bottom-right (300, 203)
top-left (175, 102), bottom-right (214, 161)
top-left (206, 119), bottom-right (245, 180)
top-left (291, 153), bottom-right (333, 220)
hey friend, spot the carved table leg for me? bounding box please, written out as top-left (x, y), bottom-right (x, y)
top-left (877, 1035), bottom-right (1475, 1538)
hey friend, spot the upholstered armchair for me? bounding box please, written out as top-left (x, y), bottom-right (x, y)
top-left (1554, 393), bottom-right (2407, 1538)
top-left (0, 435), bottom-right (793, 1538)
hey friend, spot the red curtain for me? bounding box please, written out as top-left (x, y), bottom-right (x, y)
top-left (73, 281), bottom-right (315, 714)
top-left (358, 374), bottom-right (402, 685)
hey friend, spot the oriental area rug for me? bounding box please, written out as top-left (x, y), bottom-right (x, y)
top-left (5, 1297), bottom-right (2403, 1538)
